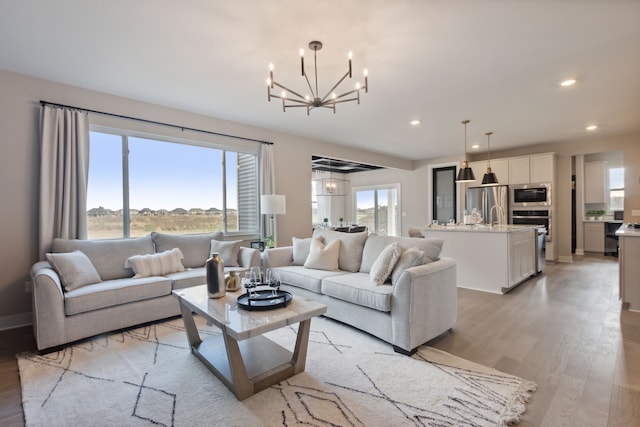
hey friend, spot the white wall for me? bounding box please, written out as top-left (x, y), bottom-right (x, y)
top-left (0, 69), bottom-right (412, 327)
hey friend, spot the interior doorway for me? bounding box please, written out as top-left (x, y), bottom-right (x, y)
top-left (432, 166), bottom-right (457, 224)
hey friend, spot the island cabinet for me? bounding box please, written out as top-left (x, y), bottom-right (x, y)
top-left (617, 225), bottom-right (640, 311)
top-left (424, 226), bottom-right (537, 294)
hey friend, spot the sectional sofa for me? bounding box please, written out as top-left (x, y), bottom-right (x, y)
top-left (30, 231), bottom-right (260, 351)
top-left (263, 229), bottom-right (457, 354)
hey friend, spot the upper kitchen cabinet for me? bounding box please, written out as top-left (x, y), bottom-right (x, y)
top-left (584, 161), bottom-right (606, 204)
top-left (509, 154), bottom-right (555, 184)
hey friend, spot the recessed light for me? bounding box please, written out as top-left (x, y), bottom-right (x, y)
top-left (471, 144), bottom-right (480, 149)
top-left (560, 79), bottom-right (576, 87)
top-left (410, 120), bottom-right (421, 126)
top-left (586, 125), bottom-right (598, 131)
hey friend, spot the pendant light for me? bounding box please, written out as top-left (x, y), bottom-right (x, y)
top-left (481, 131), bottom-right (499, 185)
top-left (456, 119), bottom-right (476, 183)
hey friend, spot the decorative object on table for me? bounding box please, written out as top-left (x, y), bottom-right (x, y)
top-left (456, 119), bottom-right (476, 183)
top-left (224, 268), bottom-right (245, 292)
top-left (481, 131), bottom-right (499, 185)
top-left (18, 316), bottom-right (536, 426)
top-left (237, 289), bottom-right (293, 311)
top-left (323, 217), bottom-right (329, 227)
top-left (205, 252), bottom-right (225, 298)
top-left (261, 194), bottom-right (286, 247)
top-left (338, 217), bottom-right (344, 226)
top-left (250, 241), bottom-right (265, 252)
top-left (266, 40), bottom-right (368, 115)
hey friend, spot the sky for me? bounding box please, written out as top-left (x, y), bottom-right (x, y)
top-left (87, 132), bottom-right (239, 211)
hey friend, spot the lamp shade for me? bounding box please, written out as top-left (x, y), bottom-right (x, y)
top-left (261, 194), bottom-right (286, 215)
top-left (482, 170), bottom-right (499, 185)
top-left (456, 162), bottom-right (476, 183)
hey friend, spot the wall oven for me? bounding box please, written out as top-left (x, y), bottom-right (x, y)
top-left (510, 183), bottom-right (551, 207)
top-left (511, 209), bottom-right (551, 242)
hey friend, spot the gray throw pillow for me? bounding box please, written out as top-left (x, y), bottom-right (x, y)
top-left (391, 247), bottom-right (425, 285)
top-left (312, 228), bottom-right (368, 272)
top-left (210, 239), bottom-right (242, 267)
top-left (369, 242), bottom-right (401, 285)
top-left (46, 250), bottom-right (102, 291)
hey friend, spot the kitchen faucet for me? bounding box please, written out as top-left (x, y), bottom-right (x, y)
top-left (490, 204), bottom-right (506, 226)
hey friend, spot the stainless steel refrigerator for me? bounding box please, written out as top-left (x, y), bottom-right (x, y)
top-left (466, 185), bottom-right (509, 225)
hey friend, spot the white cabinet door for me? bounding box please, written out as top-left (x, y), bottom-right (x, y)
top-left (509, 230), bottom-right (535, 287)
top-left (490, 159), bottom-right (510, 185)
top-left (584, 222), bottom-right (605, 252)
top-left (530, 154), bottom-right (554, 183)
top-left (584, 161), bottom-right (606, 203)
top-left (509, 158), bottom-right (530, 184)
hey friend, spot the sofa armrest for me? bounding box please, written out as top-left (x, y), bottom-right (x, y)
top-left (390, 257), bottom-right (457, 352)
top-left (262, 246), bottom-right (293, 268)
top-left (30, 261), bottom-right (67, 350)
top-left (238, 246), bottom-right (261, 268)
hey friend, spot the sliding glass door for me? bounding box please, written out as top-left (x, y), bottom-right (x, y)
top-left (353, 184), bottom-right (400, 236)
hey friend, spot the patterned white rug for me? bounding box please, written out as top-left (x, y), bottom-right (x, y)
top-left (18, 316), bottom-right (535, 426)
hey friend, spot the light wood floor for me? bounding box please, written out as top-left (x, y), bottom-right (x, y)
top-left (1, 254), bottom-right (637, 426)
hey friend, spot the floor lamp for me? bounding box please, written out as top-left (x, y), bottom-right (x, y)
top-left (261, 194), bottom-right (286, 247)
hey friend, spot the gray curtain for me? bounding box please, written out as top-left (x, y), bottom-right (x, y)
top-left (38, 105), bottom-right (90, 258)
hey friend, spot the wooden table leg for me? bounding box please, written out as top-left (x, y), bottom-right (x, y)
top-left (178, 301), bottom-right (202, 349)
top-left (291, 318), bottom-right (312, 373)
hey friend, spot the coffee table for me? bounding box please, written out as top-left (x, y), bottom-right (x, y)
top-left (173, 285), bottom-right (327, 400)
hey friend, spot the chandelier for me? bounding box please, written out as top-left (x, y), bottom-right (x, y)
top-left (267, 40), bottom-right (368, 115)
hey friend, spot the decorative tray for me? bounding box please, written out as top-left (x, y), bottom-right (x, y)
top-left (237, 289), bottom-right (292, 311)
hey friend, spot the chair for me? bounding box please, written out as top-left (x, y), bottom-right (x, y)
top-left (408, 228), bottom-right (424, 238)
top-left (349, 226), bottom-right (367, 233)
top-left (334, 226), bottom-right (350, 232)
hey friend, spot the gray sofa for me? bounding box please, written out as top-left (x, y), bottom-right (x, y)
top-left (263, 229), bottom-right (457, 354)
top-left (30, 231), bottom-right (260, 351)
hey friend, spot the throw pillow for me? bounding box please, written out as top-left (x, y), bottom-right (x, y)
top-left (125, 248), bottom-right (186, 278)
top-left (391, 247), bottom-right (425, 285)
top-left (312, 228), bottom-right (368, 272)
top-left (292, 237), bottom-right (316, 266)
top-left (304, 238), bottom-right (341, 271)
top-left (369, 242), bottom-right (401, 286)
top-left (46, 250), bottom-right (102, 292)
top-left (209, 239), bottom-right (242, 267)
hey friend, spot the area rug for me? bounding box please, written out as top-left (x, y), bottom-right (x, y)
top-left (18, 316), bottom-right (535, 426)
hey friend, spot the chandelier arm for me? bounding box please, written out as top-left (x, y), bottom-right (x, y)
top-left (326, 97), bottom-right (360, 105)
top-left (271, 81), bottom-right (308, 102)
top-left (303, 72), bottom-right (316, 98)
top-left (320, 71), bottom-right (351, 103)
top-left (332, 88), bottom-right (363, 100)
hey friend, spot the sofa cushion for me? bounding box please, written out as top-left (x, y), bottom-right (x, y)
top-left (292, 237), bottom-right (314, 266)
top-left (369, 242), bottom-right (401, 285)
top-left (63, 276), bottom-right (172, 316)
top-left (391, 247), bottom-right (425, 285)
top-left (273, 265), bottom-right (348, 293)
top-left (164, 267), bottom-right (207, 290)
top-left (304, 238), bottom-right (340, 271)
top-left (360, 234), bottom-right (443, 273)
top-left (125, 248), bottom-right (185, 278)
top-left (321, 273), bottom-right (393, 312)
top-left (209, 239), bottom-right (242, 267)
top-left (312, 229), bottom-right (368, 272)
top-left (45, 250), bottom-right (102, 291)
top-left (151, 231), bottom-right (223, 268)
top-left (52, 236), bottom-right (155, 281)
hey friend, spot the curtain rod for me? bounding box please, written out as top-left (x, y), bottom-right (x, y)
top-left (39, 100), bottom-right (273, 145)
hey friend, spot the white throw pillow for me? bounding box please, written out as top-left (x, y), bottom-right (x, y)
top-left (369, 242), bottom-right (401, 286)
top-left (46, 250), bottom-right (102, 291)
top-left (209, 239), bottom-right (242, 267)
top-left (292, 237), bottom-right (316, 266)
top-left (304, 238), bottom-right (341, 271)
top-left (125, 248), bottom-right (186, 278)
top-left (391, 247), bottom-right (425, 285)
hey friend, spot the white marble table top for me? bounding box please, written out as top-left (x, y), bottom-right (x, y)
top-left (173, 285), bottom-right (327, 340)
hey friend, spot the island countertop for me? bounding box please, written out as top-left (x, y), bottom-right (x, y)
top-left (616, 224), bottom-right (640, 237)
top-left (423, 224), bottom-right (542, 234)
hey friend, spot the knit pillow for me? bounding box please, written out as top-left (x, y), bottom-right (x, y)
top-left (125, 248), bottom-right (185, 278)
top-left (369, 242), bottom-right (401, 285)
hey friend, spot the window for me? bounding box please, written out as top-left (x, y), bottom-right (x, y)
top-left (87, 130), bottom-right (259, 239)
top-left (353, 185), bottom-right (400, 236)
top-left (609, 167), bottom-right (624, 211)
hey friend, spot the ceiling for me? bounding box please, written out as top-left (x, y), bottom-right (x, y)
top-left (1, 1), bottom-right (639, 160)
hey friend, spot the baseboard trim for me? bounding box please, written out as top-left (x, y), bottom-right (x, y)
top-left (557, 256), bottom-right (574, 263)
top-left (575, 249), bottom-right (585, 255)
top-left (0, 312), bottom-right (32, 331)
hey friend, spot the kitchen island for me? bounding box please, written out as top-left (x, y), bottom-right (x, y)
top-left (423, 225), bottom-right (538, 294)
top-left (616, 224), bottom-right (640, 311)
